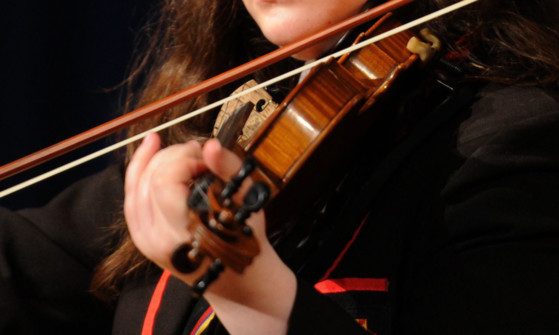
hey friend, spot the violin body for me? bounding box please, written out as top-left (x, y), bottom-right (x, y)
top-left (242, 15), bottom-right (420, 230)
top-left (175, 15), bottom-right (430, 277)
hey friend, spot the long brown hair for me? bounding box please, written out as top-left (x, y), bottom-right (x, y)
top-left (91, 0), bottom-right (297, 300)
top-left (92, 0), bottom-right (559, 300)
top-left (418, 0), bottom-right (559, 85)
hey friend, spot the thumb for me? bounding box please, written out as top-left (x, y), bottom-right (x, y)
top-left (202, 139), bottom-right (244, 182)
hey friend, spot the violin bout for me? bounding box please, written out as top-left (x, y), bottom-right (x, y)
top-left (181, 14), bottom-right (442, 280)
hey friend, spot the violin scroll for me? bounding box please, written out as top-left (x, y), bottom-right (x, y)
top-left (171, 157), bottom-right (270, 294)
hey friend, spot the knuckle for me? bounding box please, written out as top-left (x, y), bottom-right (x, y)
top-left (151, 172), bottom-right (170, 192)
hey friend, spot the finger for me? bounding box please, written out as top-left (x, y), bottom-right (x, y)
top-left (124, 133), bottom-right (161, 225)
top-left (143, 141), bottom-right (207, 219)
top-left (141, 140), bottom-right (206, 194)
top-left (125, 133), bottom-right (161, 196)
top-left (202, 139), bottom-right (243, 181)
top-left (202, 138), bottom-right (259, 206)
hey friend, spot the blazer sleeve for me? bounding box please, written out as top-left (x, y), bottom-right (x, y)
top-left (402, 84), bottom-right (559, 333)
top-left (287, 278), bottom-right (369, 334)
top-left (0, 164), bottom-right (124, 334)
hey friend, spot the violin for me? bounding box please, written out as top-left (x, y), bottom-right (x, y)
top-left (0, 0), bottom-right (478, 294)
top-left (169, 13), bottom-right (443, 294)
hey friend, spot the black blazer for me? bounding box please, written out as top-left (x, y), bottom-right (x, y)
top-left (1, 83), bottom-right (559, 334)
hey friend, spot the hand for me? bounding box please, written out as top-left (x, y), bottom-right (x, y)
top-left (124, 133), bottom-right (296, 334)
top-left (124, 132), bottom-right (205, 274)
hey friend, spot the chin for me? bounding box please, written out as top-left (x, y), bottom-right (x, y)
top-left (261, 30), bottom-right (300, 48)
top-left (291, 46), bottom-right (327, 60)
top-left (262, 29), bottom-right (333, 60)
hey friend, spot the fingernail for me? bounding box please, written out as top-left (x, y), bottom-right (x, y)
top-left (213, 138), bottom-right (222, 151)
top-left (142, 133), bottom-right (153, 146)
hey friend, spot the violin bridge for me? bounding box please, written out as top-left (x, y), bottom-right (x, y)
top-left (212, 80), bottom-right (278, 149)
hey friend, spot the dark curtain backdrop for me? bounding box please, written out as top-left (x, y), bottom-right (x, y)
top-left (0, 0), bottom-right (152, 209)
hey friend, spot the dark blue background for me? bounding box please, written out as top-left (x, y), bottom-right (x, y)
top-left (0, 0), bottom-right (152, 208)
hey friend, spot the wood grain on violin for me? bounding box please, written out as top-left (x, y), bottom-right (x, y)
top-left (245, 17), bottom-right (420, 224)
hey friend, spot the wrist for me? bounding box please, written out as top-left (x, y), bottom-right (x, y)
top-left (204, 240), bottom-right (297, 334)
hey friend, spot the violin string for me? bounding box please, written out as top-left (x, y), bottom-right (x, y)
top-left (0, 0), bottom-right (477, 199)
top-left (193, 180), bottom-right (211, 208)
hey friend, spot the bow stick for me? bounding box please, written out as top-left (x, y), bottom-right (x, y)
top-left (0, 0), bottom-right (478, 198)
